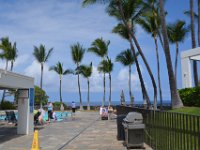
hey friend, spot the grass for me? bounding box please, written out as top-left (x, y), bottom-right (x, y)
top-left (142, 107), bottom-right (200, 150)
top-left (169, 106), bottom-right (200, 116)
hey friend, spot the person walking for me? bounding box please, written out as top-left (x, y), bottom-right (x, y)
top-left (47, 102), bottom-right (53, 122)
top-left (71, 101), bottom-right (76, 119)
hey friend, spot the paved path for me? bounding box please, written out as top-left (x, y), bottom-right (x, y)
top-left (0, 111), bottom-right (150, 150)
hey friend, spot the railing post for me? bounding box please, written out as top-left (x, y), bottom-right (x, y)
top-left (198, 133), bottom-right (200, 150)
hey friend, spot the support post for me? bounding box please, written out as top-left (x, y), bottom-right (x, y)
top-left (181, 57), bottom-right (192, 88)
top-left (17, 88), bottom-right (34, 135)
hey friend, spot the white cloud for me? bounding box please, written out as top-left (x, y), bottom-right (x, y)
top-left (23, 62), bottom-right (141, 95)
top-left (14, 54), bottom-right (30, 68)
top-left (24, 60), bottom-right (58, 89)
top-left (116, 68), bottom-right (140, 92)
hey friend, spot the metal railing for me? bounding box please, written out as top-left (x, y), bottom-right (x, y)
top-left (116, 106), bottom-right (200, 150)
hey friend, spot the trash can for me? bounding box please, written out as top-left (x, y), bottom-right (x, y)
top-left (100, 107), bottom-right (108, 120)
top-left (116, 114), bottom-right (126, 140)
top-left (122, 112), bottom-right (145, 148)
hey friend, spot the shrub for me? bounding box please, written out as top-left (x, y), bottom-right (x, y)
top-left (0, 101), bottom-right (16, 110)
top-left (53, 102), bottom-right (68, 110)
top-left (179, 86), bottom-right (200, 107)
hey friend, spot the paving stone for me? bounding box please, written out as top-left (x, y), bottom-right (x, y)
top-left (0, 111), bottom-right (151, 150)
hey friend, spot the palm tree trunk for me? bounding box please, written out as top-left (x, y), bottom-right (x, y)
top-left (175, 42), bottom-right (179, 83)
top-left (159, 0), bottom-right (183, 108)
top-left (157, 30), bottom-right (164, 49)
top-left (131, 34), bottom-right (157, 110)
top-left (10, 61), bottom-right (14, 71)
top-left (5, 60), bottom-right (8, 71)
top-left (109, 73), bottom-right (111, 106)
top-left (154, 36), bottom-right (163, 110)
top-left (129, 65), bottom-right (133, 106)
top-left (60, 77), bottom-right (62, 103)
top-left (78, 73), bottom-right (83, 110)
top-left (102, 73), bottom-right (106, 107)
top-left (198, 0), bottom-right (200, 46)
top-left (87, 78), bottom-right (90, 110)
top-left (40, 63), bottom-right (43, 108)
top-left (1, 60), bottom-right (9, 103)
top-left (128, 35), bottom-right (150, 108)
top-left (190, 0), bottom-right (198, 86)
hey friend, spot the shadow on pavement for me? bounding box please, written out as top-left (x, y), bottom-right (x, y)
top-left (0, 126), bottom-right (22, 144)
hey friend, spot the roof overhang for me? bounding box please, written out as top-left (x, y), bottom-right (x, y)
top-left (0, 69), bottom-right (34, 89)
top-left (181, 47), bottom-right (200, 60)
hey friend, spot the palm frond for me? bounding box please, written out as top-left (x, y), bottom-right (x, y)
top-left (112, 23), bottom-right (129, 40)
top-left (88, 38), bottom-right (109, 58)
top-left (98, 58), bottom-right (113, 73)
top-left (78, 62), bottom-right (93, 78)
top-left (184, 10), bottom-right (198, 21)
top-left (71, 42), bottom-right (85, 65)
top-left (63, 69), bottom-right (74, 75)
top-left (82, 0), bottom-right (109, 7)
top-left (167, 20), bottom-right (189, 43)
top-left (116, 49), bottom-right (139, 66)
top-left (44, 48), bottom-right (53, 62)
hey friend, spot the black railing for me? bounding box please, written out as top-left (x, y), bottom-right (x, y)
top-left (116, 106), bottom-right (200, 150)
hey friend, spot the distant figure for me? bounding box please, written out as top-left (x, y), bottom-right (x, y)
top-left (108, 106), bottom-right (113, 120)
top-left (52, 111), bottom-right (57, 122)
top-left (120, 90), bottom-right (126, 105)
top-left (71, 101), bottom-right (76, 118)
top-left (38, 110), bottom-right (45, 125)
top-left (47, 102), bottom-right (53, 121)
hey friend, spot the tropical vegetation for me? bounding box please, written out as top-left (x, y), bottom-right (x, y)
top-left (33, 44), bottom-right (53, 108)
top-left (34, 85), bottom-right (49, 106)
top-left (2, 0), bottom-right (200, 111)
top-left (116, 49), bottom-right (139, 105)
top-left (71, 43), bottom-right (85, 110)
top-left (167, 20), bottom-right (189, 82)
top-left (49, 61), bottom-right (73, 110)
top-left (0, 37), bottom-right (18, 103)
top-left (78, 63), bottom-right (93, 110)
top-left (88, 38), bottom-right (110, 107)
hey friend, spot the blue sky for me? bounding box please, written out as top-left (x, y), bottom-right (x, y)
top-left (0, 0), bottom-right (198, 105)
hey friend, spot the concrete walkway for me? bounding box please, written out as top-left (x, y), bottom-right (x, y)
top-left (0, 111), bottom-right (149, 150)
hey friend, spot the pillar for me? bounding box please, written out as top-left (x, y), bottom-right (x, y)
top-left (17, 88), bottom-right (34, 135)
top-left (181, 57), bottom-right (192, 88)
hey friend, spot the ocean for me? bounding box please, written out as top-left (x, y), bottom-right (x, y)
top-left (64, 100), bottom-right (171, 107)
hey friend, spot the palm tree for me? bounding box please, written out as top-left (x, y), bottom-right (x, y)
top-left (49, 62), bottom-right (72, 110)
top-left (198, 0), bottom-right (200, 49)
top-left (0, 37), bottom-right (12, 70)
top-left (137, 11), bottom-right (164, 109)
top-left (88, 38), bottom-right (110, 107)
top-left (97, 59), bottom-right (107, 107)
top-left (83, 0), bottom-right (158, 109)
top-left (0, 37), bottom-right (18, 103)
top-left (107, 0), bottom-right (158, 109)
top-left (167, 20), bottom-right (189, 82)
top-left (112, 23), bottom-right (151, 108)
top-left (33, 44), bottom-right (53, 108)
top-left (71, 43), bottom-right (85, 110)
top-left (78, 63), bottom-right (93, 110)
top-left (9, 42), bottom-right (18, 71)
top-left (116, 49), bottom-right (139, 105)
top-left (106, 57), bottom-right (113, 106)
top-left (159, 0), bottom-right (183, 108)
top-left (190, 0), bottom-right (198, 87)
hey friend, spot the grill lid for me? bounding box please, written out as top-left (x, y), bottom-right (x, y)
top-left (123, 112), bottom-right (143, 123)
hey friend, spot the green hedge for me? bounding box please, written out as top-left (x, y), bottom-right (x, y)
top-left (179, 86), bottom-right (200, 107)
top-left (53, 102), bottom-right (68, 110)
top-left (0, 101), bottom-right (16, 110)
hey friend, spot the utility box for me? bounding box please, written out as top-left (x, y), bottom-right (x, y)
top-left (116, 114), bottom-right (126, 140)
top-left (122, 112), bottom-right (145, 148)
